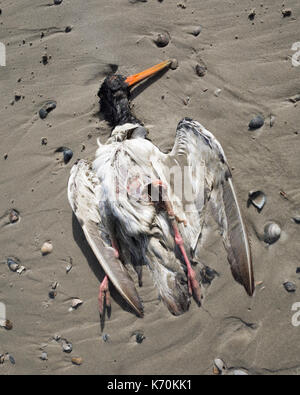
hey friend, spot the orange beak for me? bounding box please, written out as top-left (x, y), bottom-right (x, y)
top-left (125, 60), bottom-right (172, 87)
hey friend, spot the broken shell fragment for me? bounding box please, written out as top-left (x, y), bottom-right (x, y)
top-left (55, 146), bottom-right (73, 164)
top-left (195, 64), bottom-right (206, 77)
top-left (41, 241), bottom-right (53, 255)
top-left (71, 357), bottom-right (83, 365)
top-left (9, 209), bottom-right (20, 223)
top-left (264, 223), bottom-right (281, 245)
top-left (292, 216), bottom-right (300, 224)
top-left (40, 352), bottom-right (48, 361)
top-left (283, 282), bottom-right (296, 293)
top-left (71, 298), bottom-right (83, 310)
top-left (16, 265), bottom-right (26, 275)
top-left (248, 190), bottom-right (266, 211)
top-left (1, 320), bottom-right (13, 330)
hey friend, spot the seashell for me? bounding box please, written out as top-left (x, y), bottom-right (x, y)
top-left (53, 334), bottom-right (61, 341)
top-left (54, 0), bottom-right (63, 5)
top-left (66, 263), bottom-right (72, 273)
top-left (264, 222), bottom-right (281, 245)
top-left (102, 333), bottom-right (110, 342)
top-left (65, 25), bottom-right (73, 33)
top-left (248, 115), bottom-right (264, 130)
top-left (62, 341), bottom-right (72, 353)
top-left (248, 190), bottom-right (266, 211)
top-left (195, 64), bottom-right (206, 77)
top-left (292, 216), bottom-right (300, 224)
top-left (8, 354), bottom-right (15, 365)
top-left (16, 265), bottom-right (26, 275)
top-left (1, 320), bottom-right (13, 330)
top-left (213, 358), bottom-right (227, 375)
top-left (9, 209), bottom-right (20, 223)
top-left (282, 8), bottom-right (292, 17)
top-left (154, 33), bottom-right (170, 48)
top-left (48, 291), bottom-right (57, 299)
top-left (40, 352), bottom-right (48, 361)
top-left (214, 88), bottom-right (222, 97)
top-left (41, 241), bottom-right (53, 255)
top-left (41, 137), bottom-right (48, 145)
top-left (132, 330), bottom-right (145, 344)
top-left (51, 281), bottom-right (58, 290)
top-left (283, 282), bottom-right (296, 293)
top-left (270, 115), bottom-right (275, 127)
top-left (71, 298), bottom-right (83, 310)
top-left (289, 94), bottom-right (300, 103)
top-left (248, 9), bottom-right (256, 20)
top-left (39, 101), bottom-right (57, 119)
top-left (191, 26), bottom-right (202, 37)
top-left (0, 354), bottom-right (5, 364)
top-left (7, 258), bottom-right (20, 272)
top-left (55, 146), bottom-right (73, 164)
top-left (71, 357), bottom-right (83, 365)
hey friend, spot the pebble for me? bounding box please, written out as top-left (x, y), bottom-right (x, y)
top-left (283, 282), bottom-right (296, 293)
top-left (71, 357), bottom-right (83, 365)
top-left (195, 64), bottom-right (206, 77)
top-left (248, 115), bottom-right (264, 130)
top-left (41, 137), bottom-right (48, 145)
top-left (41, 241), bottom-right (53, 255)
top-left (55, 146), bottom-right (73, 164)
top-left (14, 92), bottom-right (22, 101)
top-left (248, 190), bottom-right (266, 211)
top-left (39, 101), bottom-right (57, 120)
top-left (154, 33), bottom-right (169, 47)
top-left (9, 209), bottom-right (20, 223)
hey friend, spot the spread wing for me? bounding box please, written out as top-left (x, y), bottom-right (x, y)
top-left (68, 159), bottom-right (143, 316)
top-left (165, 118), bottom-right (254, 296)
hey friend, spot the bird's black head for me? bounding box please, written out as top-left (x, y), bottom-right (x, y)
top-left (98, 60), bottom-right (172, 128)
top-left (98, 74), bottom-right (139, 128)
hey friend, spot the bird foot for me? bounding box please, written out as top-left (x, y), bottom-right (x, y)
top-left (98, 275), bottom-right (111, 316)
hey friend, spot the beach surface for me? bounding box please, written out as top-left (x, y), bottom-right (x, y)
top-left (0, 0), bottom-right (300, 375)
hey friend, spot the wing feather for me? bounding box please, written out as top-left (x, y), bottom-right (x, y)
top-left (68, 159), bottom-right (143, 316)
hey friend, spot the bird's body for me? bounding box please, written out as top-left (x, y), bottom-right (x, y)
top-left (68, 61), bottom-right (254, 318)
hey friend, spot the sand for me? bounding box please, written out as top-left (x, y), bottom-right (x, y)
top-left (0, 0), bottom-right (300, 375)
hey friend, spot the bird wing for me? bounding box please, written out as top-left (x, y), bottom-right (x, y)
top-left (164, 118), bottom-right (254, 296)
top-left (68, 159), bottom-right (143, 317)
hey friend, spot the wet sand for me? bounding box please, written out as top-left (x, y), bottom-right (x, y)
top-left (0, 0), bottom-right (300, 375)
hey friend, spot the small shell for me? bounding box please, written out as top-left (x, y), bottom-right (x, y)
top-left (270, 115), bottom-right (275, 127)
top-left (0, 354), bottom-right (5, 364)
top-left (40, 352), bottom-right (48, 361)
top-left (55, 146), bottom-right (73, 164)
top-left (154, 32), bottom-right (170, 47)
top-left (283, 282), bottom-right (296, 293)
top-left (7, 258), bottom-right (20, 272)
top-left (248, 115), bottom-right (264, 130)
top-left (66, 263), bottom-right (72, 273)
top-left (102, 333), bottom-right (110, 342)
top-left (62, 341), bottom-right (72, 353)
top-left (248, 190), bottom-right (266, 211)
top-left (48, 291), bottom-right (57, 299)
top-left (41, 241), bottom-right (53, 255)
top-left (9, 209), bottom-right (20, 223)
top-left (195, 64), bottom-right (206, 77)
top-left (71, 357), bottom-right (83, 365)
top-left (248, 9), bottom-right (256, 20)
top-left (39, 101), bottom-right (57, 119)
top-left (282, 8), bottom-right (292, 17)
top-left (191, 26), bottom-right (202, 37)
top-left (2, 320), bottom-right (13, 330)
top-left (264, 223), bottom-right (281, 245)
top-left (8, 354), bottom-right (15, 365)
top-left (292, 216), bottom-right (300, 224)
top-left (213, 358), bottom-right (227, 375)
top-left (71, 298), bottom-right (83, 309)
top-left (16, 265), bottom-right (26, 275)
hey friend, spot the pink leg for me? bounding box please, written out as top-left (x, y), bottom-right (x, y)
top-left (151, 180), bottom-right (201, 304)
top-left (98, 240), bottom-right (119, 315)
